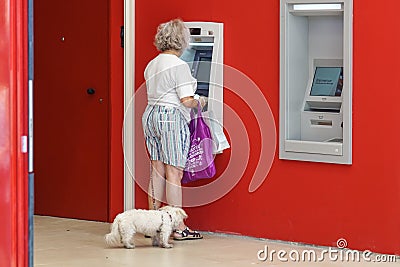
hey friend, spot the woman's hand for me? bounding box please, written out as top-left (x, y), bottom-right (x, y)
top-left (199, 96), bottom-right (208, 109)
top-left (180, 95), bottom-right (208, 109)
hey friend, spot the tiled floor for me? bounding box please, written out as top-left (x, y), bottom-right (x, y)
top-left (34, 216), bottom-right (399, 267)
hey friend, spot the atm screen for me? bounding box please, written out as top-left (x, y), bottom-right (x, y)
top-left (310, 67), bottom-right (343, 97)
top-left (180, 49), bottom-right (196, 65)
top-left (180, 47), bottom-right (213, 96)
top-left (194, 52), bottom-right (212, 96)
top-left (196, 57), bottom-right (212, 86)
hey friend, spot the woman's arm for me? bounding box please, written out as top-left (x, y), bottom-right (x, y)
top-left (181, 95), bottom-right (207, 109)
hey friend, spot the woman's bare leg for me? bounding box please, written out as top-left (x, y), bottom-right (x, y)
top-left (165, 164), bottom-right (188, 231)
top-left (164, 164), bottom-right (202, 239)
top-left (164, 164), bottom-right (183, 207)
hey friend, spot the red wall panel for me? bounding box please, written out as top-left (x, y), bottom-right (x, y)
top-left (135, 0), bottom-right (400, 255)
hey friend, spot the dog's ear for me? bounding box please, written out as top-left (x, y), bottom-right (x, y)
top-left (178, 208), bottom-right (188, 219)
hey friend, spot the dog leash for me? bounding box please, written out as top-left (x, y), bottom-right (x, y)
top-left (149, 162), bottom-right (157, 210)
top-left (165, 211), bottom-right (173, 222)
top-left (158, 211), bottom-right (174, 232)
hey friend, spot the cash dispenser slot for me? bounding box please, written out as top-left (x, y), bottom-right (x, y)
top-left (310, 119), bottom-right (333, 127)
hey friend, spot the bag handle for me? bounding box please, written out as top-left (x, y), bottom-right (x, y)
top-left (190, 99), bottom-right (203, 129)
top-left (195, 100), bottom-right (203, 129)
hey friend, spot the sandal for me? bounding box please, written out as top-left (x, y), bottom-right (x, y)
top-left (173, 227), bottom-right (203, 240)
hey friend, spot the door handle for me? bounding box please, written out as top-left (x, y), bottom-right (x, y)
top-left (87, 88), bottom-right (96, 95)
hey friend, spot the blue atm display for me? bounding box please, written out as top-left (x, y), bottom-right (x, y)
top-left (193, 50), bottom-right (212, 96)
top-left (180, 48), bottom-right (213, 97)
top-left (310, 67), bottom-right (343, 97)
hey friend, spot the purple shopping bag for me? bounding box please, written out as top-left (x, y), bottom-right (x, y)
top-left (182, 103), bottom-right (216, 184)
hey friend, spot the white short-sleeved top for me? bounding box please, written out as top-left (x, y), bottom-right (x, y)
top-left (144, 54), bottom-right (197, 120)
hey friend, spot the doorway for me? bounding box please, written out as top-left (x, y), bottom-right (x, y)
top-left (33, 0), bottom-right (110, 221)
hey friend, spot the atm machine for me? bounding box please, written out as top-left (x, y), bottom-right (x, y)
top-left (280, 0), bottom-right (353, 164)
top-left (301, 59), bottom-right (343, 144)
top-left (180, 22), bottom-right (224, 127)
top-left (179, 22), bottom-right (228, 153)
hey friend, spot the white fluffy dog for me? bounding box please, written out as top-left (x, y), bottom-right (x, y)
top-left (104, 206), bottom-right (187, 249)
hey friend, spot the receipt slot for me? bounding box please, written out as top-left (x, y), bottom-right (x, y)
top-left (280, 0), bottom-right (353, 164)
top-left (180, 22), bottom-right (224, 126)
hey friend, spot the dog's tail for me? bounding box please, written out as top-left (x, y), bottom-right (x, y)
top-left (104, 214), bottom-right (122, 247)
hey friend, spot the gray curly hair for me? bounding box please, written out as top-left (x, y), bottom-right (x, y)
top-left (154, 19), bottom-right (190, 52)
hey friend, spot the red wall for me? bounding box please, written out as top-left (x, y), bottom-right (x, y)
top-left (134, 0), bottom-right (400, 255)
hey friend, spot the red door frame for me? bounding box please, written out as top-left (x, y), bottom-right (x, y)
top-left (2, 0), bottom-right (125, 264)
top-left (0, 0), bottom-right (29, 265)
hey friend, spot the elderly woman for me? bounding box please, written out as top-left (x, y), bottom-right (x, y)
top-left (142, 19), bottom-right (206, 240)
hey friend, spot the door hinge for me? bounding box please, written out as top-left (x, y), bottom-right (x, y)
top-left (120, 26), bottom-right (124, 48)
top-left (21, 136), bottom-right (28, 153)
